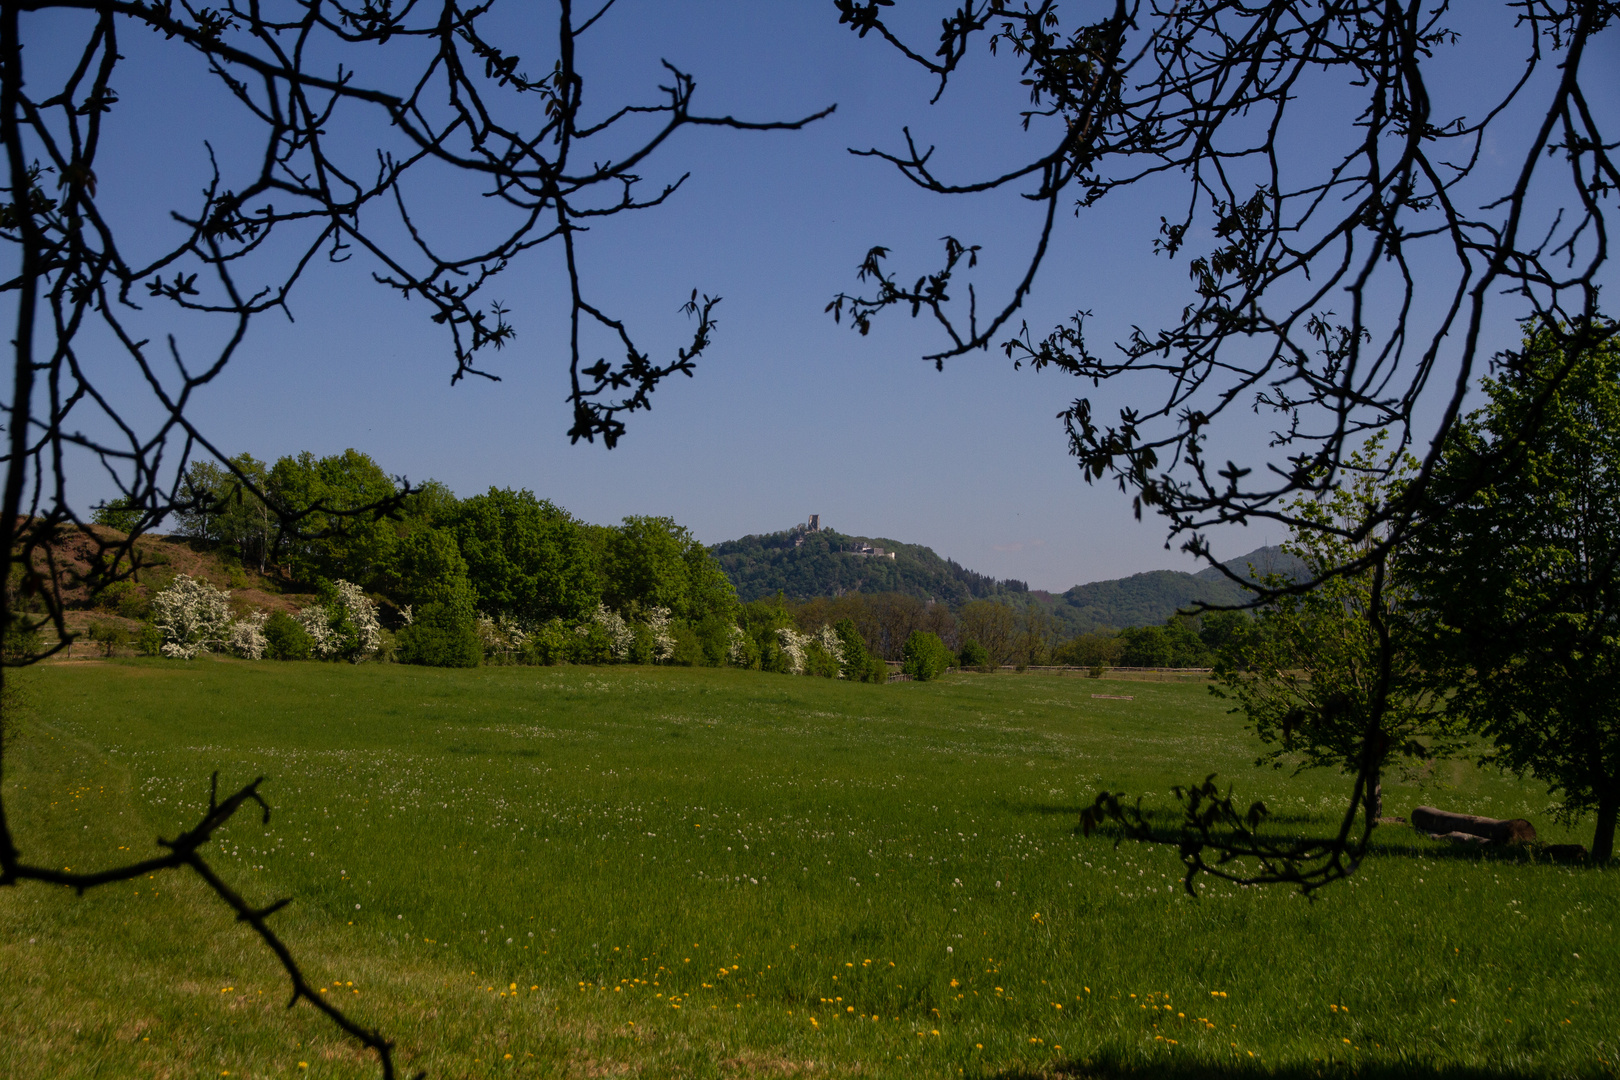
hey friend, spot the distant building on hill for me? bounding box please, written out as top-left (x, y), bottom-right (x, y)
top-left (848, 541), bottom-right (894, 559)
top-left (808, 514), bottom-right (820, 531)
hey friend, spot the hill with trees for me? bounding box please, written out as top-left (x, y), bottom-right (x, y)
top-left (710, 524), bottom-right (1029, 606)
top-left (1048, 545), bottom-right (1308, 634)
top-left (711, 523), bottom-right (1304, 633)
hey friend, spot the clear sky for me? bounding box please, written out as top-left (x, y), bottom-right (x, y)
top-left (37, 2), bottom-right (1619, 591)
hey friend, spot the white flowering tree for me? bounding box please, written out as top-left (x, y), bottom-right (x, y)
top-left (646, 607), bottom-right (675, 663)
top-left (591, 603), bottom-right (635, 661)
top-left (775, 627), bottom-right (809, 675)
top-left (295, 580), bottom-right (381, 662)
top-left (228, 611), bottom-right (269, 661)
top-left (815, 625), bottom-right (846, 677)
top-left (475, 614), bottom-right (529, 662)
top-left (150, 575), bottom-right (234, 659)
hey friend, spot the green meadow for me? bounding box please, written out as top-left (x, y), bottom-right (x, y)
top-left (1, 661), bottom-right (1614, 1079)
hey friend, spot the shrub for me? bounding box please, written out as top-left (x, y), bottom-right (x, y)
top-left (669, 622), bottom-right (703, 666)
top-left (901, 630), bottom-right (953, 682)
top-left (520, 619), bottom-right (574, 665)
top-left (227, 611), bottom-right (268, 660)
top-left (95, 580), bottom-right (145, 619)
top-left (295, 579), bottom-right (382, 662)
top-left (150, 574), bottom-right (233, 658)
top-left (627, 623), bottom-right (656, 664)
top-left (396, 600), bottom-right (482, 667)
top-left (693, 614), bottom-right (735, 667)
top-left (263, 611), bottom-right (313, 660)
top-left (136, 621), bottom-right (163, 656)
top-left (86, 621), bottom-right (131, 657)
top-left (802, 637), bottom-right (841, 678)
top-left (958, 638), bottom-right (990, 669)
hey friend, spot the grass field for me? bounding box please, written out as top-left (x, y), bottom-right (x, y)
top-left (1, 660), bottom-right (1614, 1079)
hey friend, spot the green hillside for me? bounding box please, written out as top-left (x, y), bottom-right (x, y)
top-left (713, 526), bottom-right (1309, 634)
top-left (710, 526), bottom-right (1028, 605)
top-left (1047, 544), bottom-right (1308, 633)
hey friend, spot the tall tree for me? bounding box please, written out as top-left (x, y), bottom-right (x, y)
top-left (836, 0), bottom-right (1618, 892)
top-left (450, 489), bottom-right (600, 624)
top-left (1214, 441), bottom-right (1455, 822)
top-left (1402, 324), bottom-right (1620, 861)
top-left (267, 451), bottom-right (399, 586)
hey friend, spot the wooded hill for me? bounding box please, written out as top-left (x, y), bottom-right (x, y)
top-left (1046, 545), bottom-right (1308, 633)
top-left (711, 526), bottom-right (1030, 606)
top-left (711, 523), bottom-right (1305, 633)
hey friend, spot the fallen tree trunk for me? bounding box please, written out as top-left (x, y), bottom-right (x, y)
top-left (1412, 806), bottom-right (1537, 844)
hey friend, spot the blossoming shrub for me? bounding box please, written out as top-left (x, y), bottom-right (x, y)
top-left (725, 625), bottom-right (754, 668)
top-left (645, 607), bottom-right (675, 662)
top-left (227, 611), bottom-right (268, 660)
top-left (150, 574), bottom-right (233, 658)
top-left (590, 603), bottom-right (635, 661)
top-left (773, 626), bottom-right (809, 675)
top-left (475, 614), bottom-right (528, 664)
top-left (295, 579), bottom-right (382, 662)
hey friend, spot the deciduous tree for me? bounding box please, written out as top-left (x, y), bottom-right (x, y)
top-left (1402, 324), bottom-right (1620, 861)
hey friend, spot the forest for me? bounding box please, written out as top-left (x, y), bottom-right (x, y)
top-left (75, 449), bottom-right (1246, 681)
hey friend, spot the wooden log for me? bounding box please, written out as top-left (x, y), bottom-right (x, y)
top-left (1411, 806), bottom-right (1537, 844)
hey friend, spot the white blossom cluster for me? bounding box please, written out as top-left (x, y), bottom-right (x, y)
top-left (151, 574), bottom-right (234, 658)
top-left (294, 605), bottom-right (340, 656)
top-left (726, 625), bottom-right (749, 666)
top-left (591, 603), bottom-right (635, 660)
top-left (815, 625), bottom-right (846, 676)
top-left (476, 613), bottom-right (529, 658)
top-left (228, 610), bottom-right (268, 660)
top-left (646, 606), bottom-right (675, 662)
top-left (151, 574), bottom-right (268, 660)
top-left (295, 579), bottom-right (381, 661)
top-left (776, 626), bottom-right (810, 675)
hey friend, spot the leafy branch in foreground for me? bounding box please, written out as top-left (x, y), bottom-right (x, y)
top-left (838, 0), bottom-right (1618, 887)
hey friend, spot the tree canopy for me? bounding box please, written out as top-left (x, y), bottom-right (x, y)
top-left (1403, 325), bottom-right (1620, 861)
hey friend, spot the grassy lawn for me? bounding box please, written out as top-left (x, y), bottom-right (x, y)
top-left (1, 660), bottom-right (1614, 1079)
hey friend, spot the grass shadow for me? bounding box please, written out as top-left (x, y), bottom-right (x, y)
top-left (992, 1051), bottom-right (1606, 1080)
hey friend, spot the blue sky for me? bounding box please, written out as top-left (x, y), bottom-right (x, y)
top-left (37, 3), bottom-right (1618, 590)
